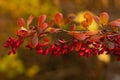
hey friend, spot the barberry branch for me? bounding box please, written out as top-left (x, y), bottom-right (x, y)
top-left (4, 12), bottom-right (120, 61)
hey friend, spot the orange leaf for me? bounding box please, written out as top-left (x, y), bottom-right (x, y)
top-left (85, 30), bottom-right (99, 36)
top-left (17, 18), bottom-right (25, 27)
top-left (68, 32), bottom-right (89, 40)
top-left (38, 15), bottom-right (47, 27)
top-left (27, 15), bottom-right (34, 26)
top-left (109, 19), bottom-right (120, 27)
top-left (81, 12), bottom-right (93, 28)
top-left (54, 13), bottom-right (63, 27)
top-left (100, 12), bottom-right (109, 26)
top-left (109, 19), bottom-right (120, 32)
top-left (90, 35), bottom-right (103, 42)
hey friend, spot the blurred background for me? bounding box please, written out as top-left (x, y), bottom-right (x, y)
top-left (1, 0), bottom-right (120, 80)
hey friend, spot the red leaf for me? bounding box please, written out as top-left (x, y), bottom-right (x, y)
top-left (38, 15), bottom-right (47, 27)
top-left (17, 18), bottom-right (25, 27)
top-left (68, 31), bottom-right (89, 41)
top-left (27, 15), bottom-right (34, 26)
top-left (93, 16), bottom-right (100, 24)
top-left (64, 14), bottom-right (75, 24)
top-left (109, 19), bottom-right (120, 27)
top-left (30, 33), bottom-right (38, 48)
top-left (16, 27), bottom-right (28, 38)
top-left (40, 23), bottom-right (48, 30)
top-left (100, 12), bottom-right (109, 26)
top-left (54, 13), bottom-right (63, 27)
top-left (70, 24), bottom-right (76, 31)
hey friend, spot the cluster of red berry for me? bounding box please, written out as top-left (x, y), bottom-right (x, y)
top-left (4, 12), bottom-right (120, 60)
top-left (4, 37), bottom-right (24, 55)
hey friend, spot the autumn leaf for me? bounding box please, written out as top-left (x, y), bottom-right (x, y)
top-left (68, 31), bottom-right (89, 40)
top-left (17, 18), bottom-right (25, 27)
top-left (100, 12), bottom-right (109, 26)
top-left (109, 19), bottom-right (120, 32)
top-left (16, 27), bottom-right (28, 38)
top-left (40, 22), bottom-right (48, 30)
top-left (93, 16), bottom-right (100, 24)
top-left (90, 35), bottom-right (103, 42)
top-left (70, 24), bottom-right (76, 31)
top-left (64, 14), bottom-right (75, 24)
top-left (27, 15), bottom-right (34, 26)
top-left (29, 33), bottom-right (38, 48)
top-left (81, 12), bottom-right (93, 28)
top-left (85, 30), bottom-right (99, 36)
top-left (54, 13), bottom-right (63, 27)
top-left (38, 15), bottom-right (47, 27)
top-left (74, 11), bottom-right (98, 31)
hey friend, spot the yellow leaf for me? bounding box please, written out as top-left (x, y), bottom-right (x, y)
top-left (74, 11), bottom-right (98, 31)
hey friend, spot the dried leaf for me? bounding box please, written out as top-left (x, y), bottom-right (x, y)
top-left (54, 13), bottom-right (63, 27)
top-left (38, 15), bottom-right (47, 27)
top-left (17, 18), bottom-right (25, 27)
top-left (100, 12), bottom-right (109, 26)
top-left (27, 15), bottom-right (34, 26)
